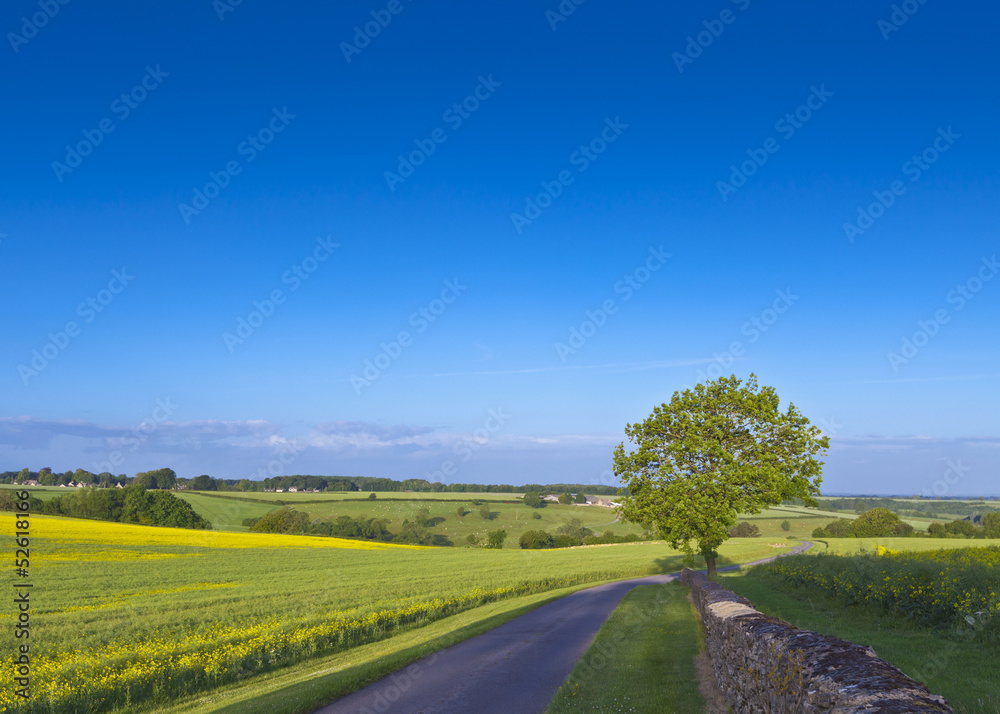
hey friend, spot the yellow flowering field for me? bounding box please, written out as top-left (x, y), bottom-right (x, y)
top-left (0, 515), bottom-right (777, 713)
top-left (748, 545), bottom-right (1000, 640)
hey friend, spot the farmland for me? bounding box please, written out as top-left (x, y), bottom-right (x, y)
top-left (1, 514), bottom-right (779, 713)
top-left (726, 542), bottom-right (1000, 711)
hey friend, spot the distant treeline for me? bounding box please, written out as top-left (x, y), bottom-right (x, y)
top-left (817, 496), bottom-right (1000, 519)
top-left (242, 509), bottom-right (449, 546)
top-left (0, 485), bottom-right (210, 529)
top-left (2, 467), bottom-right (621, 496)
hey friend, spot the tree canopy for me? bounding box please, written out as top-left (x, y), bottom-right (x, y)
top-left (614, 374), bottom-right (829, 576)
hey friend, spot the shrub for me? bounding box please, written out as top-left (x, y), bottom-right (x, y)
top-left (822, 518), bottom-right (855, 537)
top-left (553, 534), bottom-right (581, 548)
top-left (532, 512), bottom-right (542, 519)
top-left (727, 521), bottom-right (760, 538)
top-left (368, 493), bottom-right (377, 500)
top-left (414, 507), bottom-right (430, 527)
top-left (456, 505), bottom-right (466, 518)
top-left (522, 492), bottom-right (542, 508)
top-left (249, 508), bottom-right (309, 534)
top-left (519, 530), bottom-right (554, 549)
top-left (928, 522), bottom-right (947, 538)
top-left (485, 529), bottom-right (507, 549)
top-left (780, 519), bottom-right (791, 532)
top-left (945, 519), bottom-right (979, 538)
top-left (811, 527), bottom-right (828, 538)
top-left (466, 533), bottom-right (480, 546)
top-left (479, 504), bottom-right (493, 520)
top-left (556, 518), bottom-right (592, 541)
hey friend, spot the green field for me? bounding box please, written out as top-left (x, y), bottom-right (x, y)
top-left (724, 541), bottom-right (1000, 713)
top-left (3, 515), bottom-right (782, 713)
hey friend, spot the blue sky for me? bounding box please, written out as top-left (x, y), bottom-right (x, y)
top-left (2, 0), bottom-right (998, 494)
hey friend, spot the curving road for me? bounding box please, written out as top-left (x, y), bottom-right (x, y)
top-left (315, 541), bottom-right (812, 714)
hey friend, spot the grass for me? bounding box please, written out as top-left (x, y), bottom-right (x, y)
top-left (810, 537), bottom-right (1000, 555)
top-left (142, 584), bottom-right (598, 714)
top-left (175, 489), bottom-right (640, 542)
top-left (2, 515), bottom-right (779, 713)
top-left (546, 582), bottom-right (707, 714)
top-left (174, 491), bottom-right (279, 531)
top-left (724, 541), bottom-right (1000, 714)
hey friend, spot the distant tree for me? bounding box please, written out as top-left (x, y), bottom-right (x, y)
top-left (368, 492), bottom-right (377, 500)
top-left (780, 519), bottom-right (791, 532)
top-left (522, 492), bottom-right (543, 508)
top-left (822, 518), bottom-right (854, 537)
top-left (466, 533), bottom-right (480, 547)
top-left (850, 508), bottom-right (905, 538)
top-left (944, 519), bottom-right (979, 538)
top-left (133, 471), bottom-right (158, 490)
top-left (456, 505), bottom-right (466, 518)
top-left (927, 522), bottom-right (947, 538)
top-left (574, 492), bottom-right (587, 504)
top-left (237, 479), bottom-right (252, 492)
top-left (479, 504), bottom-right (493, 520)
top-left (727, 521), bottom-right (760, 538)
top-left (485, 529), bottom-right (507, 549)
top-left (615, 375), bottom-right (828, 576)
top-left (190, 474), bottom-right (214, 491)
top-left (415, 507), bottom-right (431, 527)
top-left (983, 512), bottom-right (1000, 538)
top-left (519, 530), bottom-right (554, 549)
top-left (558, 492), bottom-right (573, 505)
top-left (556, 518), bottom-right (592, 542)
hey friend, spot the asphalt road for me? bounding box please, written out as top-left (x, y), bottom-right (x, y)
top-left (315, 541), bottom-right (813, 714)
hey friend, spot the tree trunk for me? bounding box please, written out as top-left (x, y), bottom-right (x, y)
top-left (706, 556), bottom-right (717, 579)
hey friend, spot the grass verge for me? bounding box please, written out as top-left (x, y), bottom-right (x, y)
top-left (138, 582), bottom-right (619, 714)
top-left (722, 571), bottom-right (1000, 714)
top-left (545, 582), bottom-right (707, 714)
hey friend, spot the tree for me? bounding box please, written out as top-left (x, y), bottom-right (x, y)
top-left (456, 505), bottom-right (466, 518)
top-left (190, 474), bottom-right (214, 491)
top-left (519, 530), bottom-right (554, 549)
top-left (574, 492), bottom-right (587, 504)
top-left (558, 492), bottom-right (573, 505)
top-left (780, 519), bottom-right (791, 532)
top-left (479, 504), bottom-right (493, 520)
top-left (850, 508), bottom-right (904, 538)
top-left (368, 492), bottom-right (377, 500)
top-left (522, 491), bottom-right (542, 508)
top-left (727, 521), bottom-right (760, 538)
top-left (415, 507), bottom-right (430, 527)
top-left (485, 529), bottom-right (507, 549)
top-left (614, 374), bottom-right (828, 577)
top-left (983, 512), bottom-right (1000, 538)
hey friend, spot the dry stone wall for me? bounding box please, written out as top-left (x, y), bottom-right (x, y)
top-left (682, 569), bottom-right (953, 713)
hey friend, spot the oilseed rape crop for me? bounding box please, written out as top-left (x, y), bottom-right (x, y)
top-left (749, 546), bottom-right (1000, 642)
top-left (4, 515), bottom-right (738, 713)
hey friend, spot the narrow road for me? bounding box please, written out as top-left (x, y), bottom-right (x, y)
top-left (315, 541), bottom-right (812, 714)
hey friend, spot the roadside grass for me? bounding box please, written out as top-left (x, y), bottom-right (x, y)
top-left (722, 568), bottom-right (1000, 713)
top-left (545, 582), bottom-right (706, 714)
top-left (138, 584), bottom-right (597, 714)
